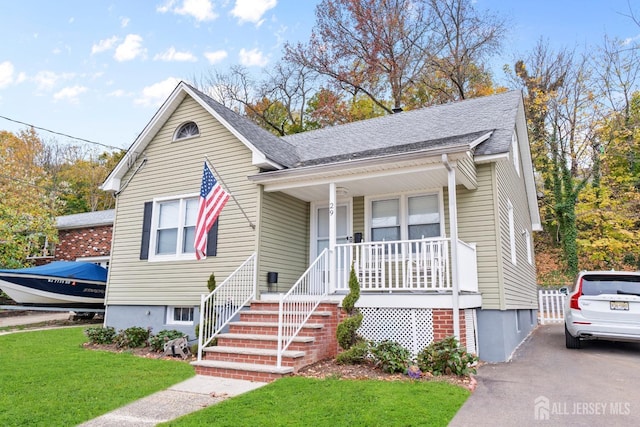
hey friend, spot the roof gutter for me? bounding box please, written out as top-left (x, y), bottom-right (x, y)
top-left (249, 143), bottom-right (471, 185)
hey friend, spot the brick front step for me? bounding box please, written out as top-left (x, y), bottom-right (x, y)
top-left (194, 300), bottom-right (343, 382)
top-left (228, 321), bottom-right (323, 336)
top-left (202, 346), bottom-right (305, 367)
top-left (192, 360), bottom-right (293, 382)
top-left (215, 333), bottom-right (314, 351)
top-left (239, 310), bottom-right (332, 323)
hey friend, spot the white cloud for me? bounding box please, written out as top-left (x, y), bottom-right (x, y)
top-left (92, 36), bottom-right (119, 54)
top-left (114, 34), bottom-right (146, 61)
top-left (107, 89), bottom-right (127, 97)
top-left (16, 72), bottom-right (27, 84)
top-left (53, 85), bottom-right (87, 103)
top-left (33, 70), bottom-right (74, 91)
top-left (231, 0), bottom-right (277, 25)
top-left (157, 0), bottom-right (217, 22)
top-left (134, 77), bottom-right (180, 107)
top-left (120, 17), bottom-right (130, 28)
top-left (154, 47), bottom-right (197, 62)
top-left (0, 61), bottom-right (15, 88)
top-left (238, 48), bottom-right (268, 67)
top-left (204, 50), bottom-right (228, 64)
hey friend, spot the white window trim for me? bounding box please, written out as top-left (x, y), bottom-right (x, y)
top-left (166, 306), bottom-right (195, 325)
top-left (149, 193), bottom-right (199, 262)
top-left (172, 121), bottom-right (200, 142)
top-left (364, 189), bottom-right (445, 242)
top-left (524, 229), bottom-right (532, 265)
top-left (508, 199), bottom-right (516, 265)
top-left (512, 129), bottom-right (520, 176)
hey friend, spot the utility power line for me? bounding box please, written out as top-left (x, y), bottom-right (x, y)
top-left (0, 114), bottom-right (126, 151)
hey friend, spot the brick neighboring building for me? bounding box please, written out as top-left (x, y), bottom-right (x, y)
top-left (31, 210), bottom-right (114, 268)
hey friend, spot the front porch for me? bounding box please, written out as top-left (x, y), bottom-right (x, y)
top-left (193, 234), bottom-right (481, 381)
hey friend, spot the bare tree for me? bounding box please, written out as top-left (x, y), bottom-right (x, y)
top-left (285, 0), bottom-right (433, 113)
top-left (424, 0), bottom-right (506, 101)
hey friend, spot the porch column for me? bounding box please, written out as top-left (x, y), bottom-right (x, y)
top-left (329, 182), bottom-right (337, 293)
top-left (442, 154), bottom-right (461, 341)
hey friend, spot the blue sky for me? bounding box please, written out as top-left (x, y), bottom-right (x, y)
top-left (1, 0), bottom-right (639, 151)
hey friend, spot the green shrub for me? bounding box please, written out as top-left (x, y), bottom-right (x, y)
top-left (336, 340), bottom-right (370, 365)
top-left (336, 311), bottom-right (363, 350)
top-left (149, 330), bottom-right (186, 352)
top-left (416, 336), bottom-right (478, 377)
top-left (370, 340), bottom-right (412, 374)
top-left (114, 327), bottom-right (151, 348)
top-left (84, 326), bottom-right (116, 344)
top-left (336, 264), bottom-right (363, 351)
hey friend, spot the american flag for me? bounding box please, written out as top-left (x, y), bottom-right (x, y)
top-left (194, 162), bottom-right (230, 260)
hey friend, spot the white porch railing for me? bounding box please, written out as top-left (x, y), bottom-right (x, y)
top-left (335, 238), bottom-right (478, 293)
top-left (276, 249), bottom-right (329, 367)
top-left (197, 252), bottom-right (257, 361)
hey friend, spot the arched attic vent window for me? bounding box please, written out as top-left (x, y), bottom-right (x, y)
top-left (174, 121), bottom-right (200, 141)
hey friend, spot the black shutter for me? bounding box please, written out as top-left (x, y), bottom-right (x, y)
top-left (140, 201), bottom-right (153, 260)
top-left (206, 219), bottom-right (219, 257)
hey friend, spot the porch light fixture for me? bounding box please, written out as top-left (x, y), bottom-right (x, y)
top-left (336, 187), bottom-right (349, 197)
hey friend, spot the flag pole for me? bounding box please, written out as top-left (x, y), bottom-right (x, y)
top-left (204, 155), bottom-right (255, 230)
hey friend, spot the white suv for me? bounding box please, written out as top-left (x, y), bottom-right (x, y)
top-left (564, 271), bottom-right (640, 349)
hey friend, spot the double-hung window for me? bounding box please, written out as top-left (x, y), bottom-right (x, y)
top-left (151, 197), bottom-right (198, 260)
top-left (370, 193), bottom-right (441, 242)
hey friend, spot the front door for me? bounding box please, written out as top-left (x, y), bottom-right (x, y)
top-left (314, 203), bottom-right (351, 292)
top-left (313, 204), bottom-right (351, 258)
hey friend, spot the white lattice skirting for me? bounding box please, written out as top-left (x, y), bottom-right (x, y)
top-left (357, 307), bottom-right (478, 356)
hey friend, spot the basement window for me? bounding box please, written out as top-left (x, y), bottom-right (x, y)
top-left (167, 306), bottom-right (194, 325)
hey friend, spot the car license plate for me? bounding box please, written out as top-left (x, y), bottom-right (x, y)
top-left (610, 301), bottom-right (629, 311)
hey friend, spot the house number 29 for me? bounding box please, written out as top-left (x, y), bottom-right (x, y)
top-left (329, 202), bottom-right (334, 216)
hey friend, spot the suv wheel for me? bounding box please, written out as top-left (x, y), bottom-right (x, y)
top-left (565, 325), bottom-right (581, 349)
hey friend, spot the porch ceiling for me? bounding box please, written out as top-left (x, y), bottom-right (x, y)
top-left (254, 152), bottom-right (476, 202)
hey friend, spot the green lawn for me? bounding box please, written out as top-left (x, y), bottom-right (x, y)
top-left (164, 376), bottom-right (470, 427)
top-left (0, 327), bottom-right (194, 426)
top-left (0, 327), bottom-right (470, 426)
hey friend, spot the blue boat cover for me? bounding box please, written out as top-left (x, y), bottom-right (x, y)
top-left (0, 261), bottom-right (107, 282)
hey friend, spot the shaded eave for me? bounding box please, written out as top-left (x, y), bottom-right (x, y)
top-left (249, 143), bottom-right (475, 202)
top-left (100, 81), bottom-right (285, 193)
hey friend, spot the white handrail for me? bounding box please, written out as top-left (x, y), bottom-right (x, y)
top-left (197, 252), bottom-right (257, 361)
top-left (276, 249), bottom-right (329, 367)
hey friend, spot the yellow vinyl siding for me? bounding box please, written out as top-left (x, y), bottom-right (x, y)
top-left (107, 96), bottom-right (259, 306)
top-left (352, 196), bottom-right (365, 236)
top-left (496, 158), bottom-right (537, 309)
top-left (454, 163), bottom-right (502, 309)
top-left (257, 190), bottom-right (309, 293)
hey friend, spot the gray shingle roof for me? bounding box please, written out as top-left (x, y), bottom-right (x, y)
top-left (186, 84), bottom-right (300, 167)
top-left (187, 84), bottom-right (522, 169)
top-left (56, 210), bottom-right (114, 229)
top-left (282, 91), bottom-right (522, 167)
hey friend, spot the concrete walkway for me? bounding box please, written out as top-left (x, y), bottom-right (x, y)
top-left (78, 375), bottom-right (266, 426)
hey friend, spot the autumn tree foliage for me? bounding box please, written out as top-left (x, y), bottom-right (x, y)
top-left (0, 129), bottom-right (58, 268)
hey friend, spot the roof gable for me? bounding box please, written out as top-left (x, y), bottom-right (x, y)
top-left (101, 81), bottom-right (298, 192)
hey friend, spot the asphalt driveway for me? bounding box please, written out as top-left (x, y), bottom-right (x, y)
top-left (450, 324), bottom-right (640, 426)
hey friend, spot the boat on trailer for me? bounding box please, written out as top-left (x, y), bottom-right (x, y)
top-left (0, 261), bottom-right (107, 309)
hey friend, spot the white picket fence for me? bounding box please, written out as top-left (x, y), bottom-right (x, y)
top-left (538, 289), bottom-right (567, 325)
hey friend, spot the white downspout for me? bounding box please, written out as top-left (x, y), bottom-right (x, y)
top-left (329, 183), bottom-right (337, 294)
top-left (442, 154), bottom-right (461, 341)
